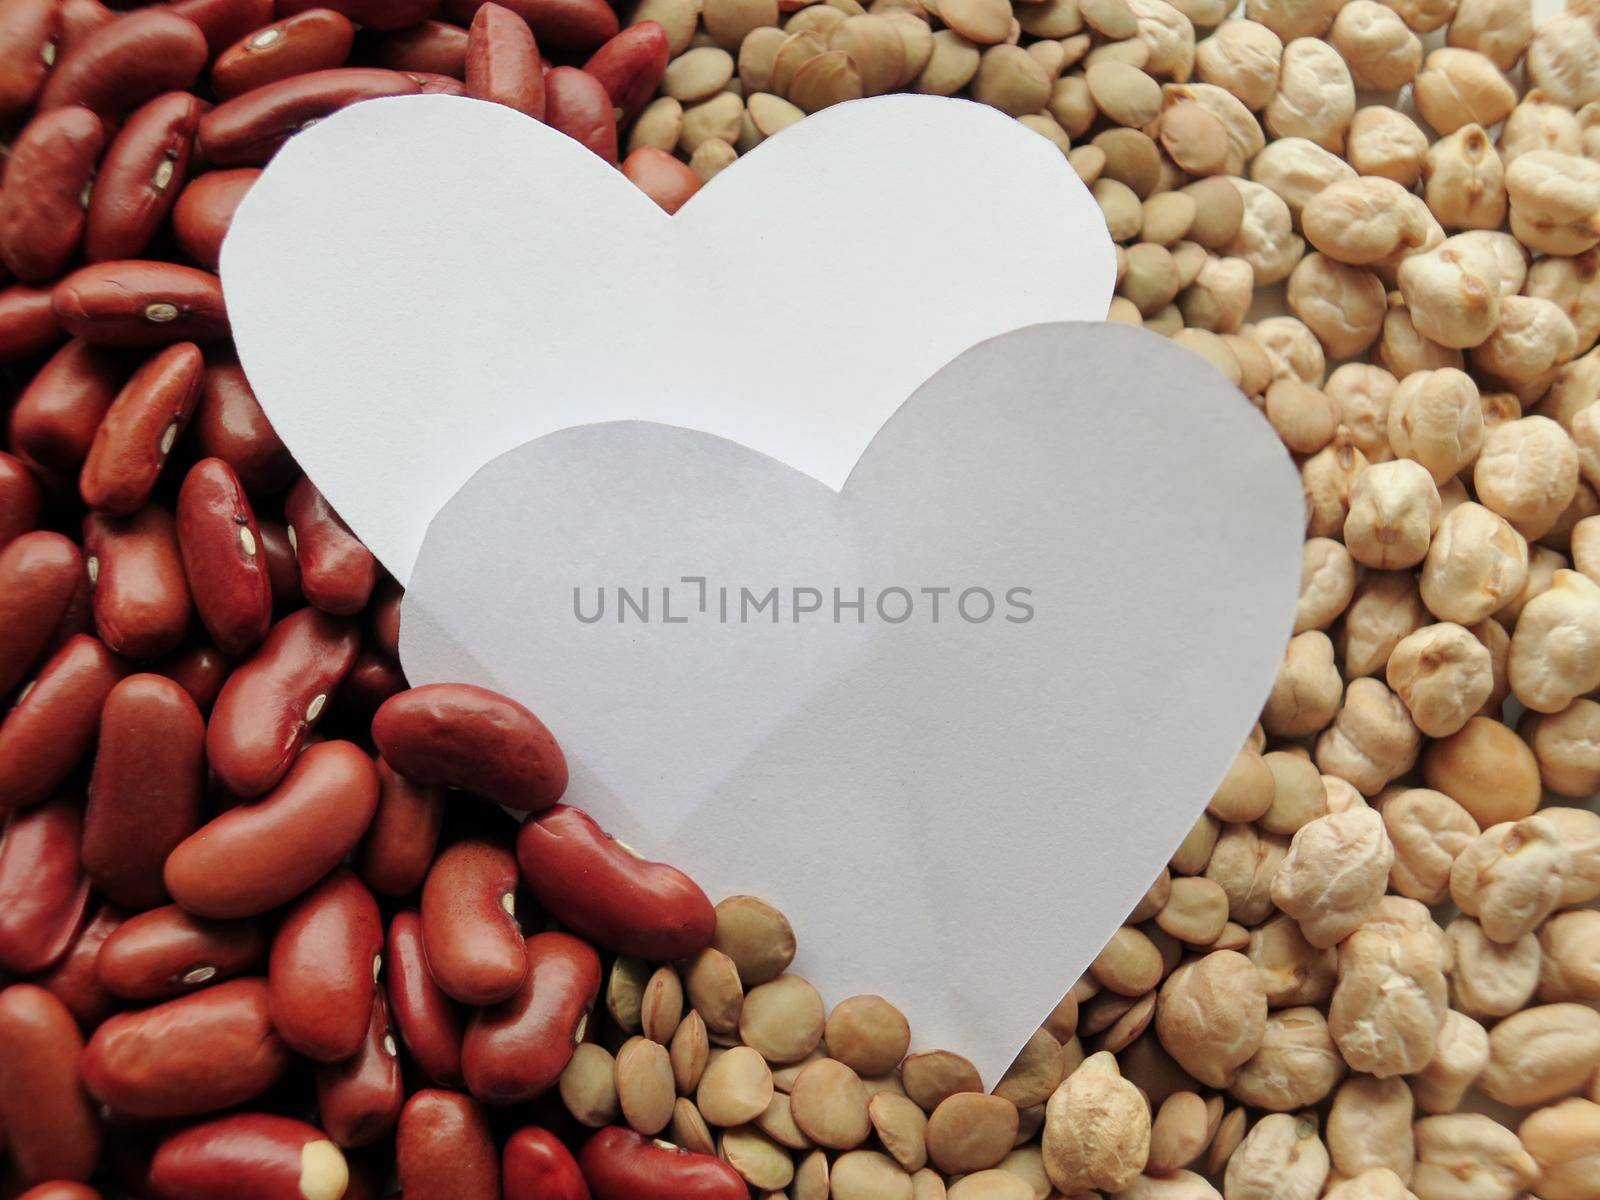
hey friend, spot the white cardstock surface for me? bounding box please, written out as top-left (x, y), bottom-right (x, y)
top-left (402, 323), bottom-right (1306, 1084)
top-left (220, 92), bottom-right (1119, 582)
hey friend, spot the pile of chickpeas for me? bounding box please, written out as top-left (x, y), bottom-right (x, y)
top-left (0, 0), bottom-right (1598, 1197)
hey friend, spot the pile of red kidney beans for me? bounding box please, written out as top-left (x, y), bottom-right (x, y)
top-left (0, 1), bottom-right (742, 1196)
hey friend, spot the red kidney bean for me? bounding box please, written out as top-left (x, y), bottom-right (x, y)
top-left (53, 260), bottom-right (229, 347)
top-left (463, 931), bottom-right (599, 1104)
top-left (579, 1127), bottom-right (750, 1200)
top-left (83, 673), bottom-right (205, 906)
top-left (584, 21), bottom-right (668, 130)
top-left (267, 867), bottom-right (382, 1062)
top-left (406, 69), bottom-right (468, 94)
top-left (38, 904), bottom-right (124, 1028)
top-left (82, 977), bottom-right (289, 1117)
top-left (356, 757), bottom-right (444, 897)
top-left (285, 475), bottom-right (376, 615)
top-left (0, 107), bottom-right (106, 283)
top-left (56, 0), bottom-right (115, 52)
top-left (370, 576), bottom-right (402, 658)
top-left (96, 904), bottom-right (264, 999)
top-left (38, 10), bottom-right (209, 116)
top-left (376, 19), bottom-right (469, 75)
top-left (0, 532), bottom-right (86, 698)
top-left (517, 804), bottom-right (715, 962)
top-left (329, 646), bottom-right (405, 731)
top-left (0, 451), bottom-right (45, 550)
top-left (315, 991), bottom-right (404, 1149)
top-left (278, 0), bottom-right (440, 31)
top-left (465, 3), bottom-right (543, 118)
top-left (213, 9), bottom-right (357, 100)
top-left (176, 456), bottom-right (273, 656)
top-left (372, 683), bottom-right (567, 812)
top-left (171, 168), bottom-right (260, 271)
top-left (504, 1126), bottom-right (589, 1200)
top-left (7, 340), bottom-right (127, 473)
top-left (191, 354), bottom-right (295, 496)
top-left (621, 146), bottom-right (701, 214)
top-left (0, 797), bottom-right (90, 975)
top-left (419, 839), bottom-right (525, 1006)
top-left (85, 92), bottom-right (202, 263)
top-left (79, 342), bottom-right (204, 515)
top-left (0, 284), bottom-right (66, 363)
top-left (385, 911), bottom-right (463, 1087)
top-left (17, 1183), bottom-right (103, 1200)
top-left (152, 641), bottom-right (230, 714)
top-left (149, 1113), bottom-right (349, 1200)
top-left (0, 986), bottom-right (100, 1185)
top-left (83, 509), bottom-right (191, 659)
top-left (167, 0), bottom-right (277, 56)
top-left (0, 0), bottom-right (58, 121)
top-left (257, 519), bottom-right (302, 613)
top-left (396, 1090), bottom-right (499, 1200)
top-left (197, 67), bottom-right (421, 166)
top-left (165, 739), bottom-right (378, 917)
top-left (0, 635), bottom-right (122, 812)
top-left (457, 0), bottom-right (616, 52)
top-left (544, 66), bottom-right (617, 164)
top-left (206, 606), bottom-right (359, 795)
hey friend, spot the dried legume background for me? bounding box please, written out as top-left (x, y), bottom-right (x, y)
top-left (0, 0), bottom-right (1598, 1197)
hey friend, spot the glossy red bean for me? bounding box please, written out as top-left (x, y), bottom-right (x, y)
top-left (56, 0), bottom-right (114, 52)
top-left (396, 1090), bottom-right (499, 1200)
top-left (38, 10), bottom-right (209, 116)
top-left (213, 9), bottom-right (357, 100)
top-left (83, 509), bottom-right (191, 659)
top-left (96, 904), bottom-right (264, 1000)
top-left (0, 532), bottom-right (86, 698)
top-left (621, 146), bottom-right (701, 214)
top-left (85, 92), bottom-right (202, 263)
top-left (82, 977), bottom-right (289, 1117)
top-left (149, 1113), bottom-right (349, 1200)
top-left (0, 986), bottom-right (100, 1185)
top-left (165, 740), bottom-right (379, 917)
top-left (37, 904), bottom-right (124, 1028)
top-left (385, 911), bottom-right (464, 1086)
top-left (465, 3), bottom-right (543, 118)
top-left (206, 606), bottom-right (359, 795)
top-left (372, 683), bottom-right (567, 811)
top-left (517, 804), bottom-right (715, 962)
top-left (191, 355), bottom-right (295, 496)
top-left (0, 0), bottom-right (58, 120)
top-left (152, 641), bottom-right (230, 714)
top-left (52, 260), bottom-right (229, 347)
top-left (463, 931), bottom-right (600, 1104)
top-left (0, 635), bottom-right (122, 812)
top-left (579, 1127), bottom-right (750, 1200)
top-left (7, 340), bottom-right (127, 473)
top-left (176, 456), bottom-right (273, 656)
top-left (16, 1183), bottom-right (103, 1200)
top-left (457, 0), bottom-right (617, 52)
top-left (256, 519), bottom-right (303, 613)
top-left (420, 839), bottom-right (526, 1006)
top-left (83, 673), bottom-right (204, 906)
top-left (168, 0), bottom-right (277, 56)
top-left (197, 67), bottom-right (422, 166)
top-left (376, 20), bottom-right (469, 75)
top-left (370, 576), bottom-right (402, 658)
top-left (502, 1126), bottom-right (590, 1200)
top-left (0, 284), bottom-right (66, 363)
top-left (79, 343), bottom-right (204, 515)
top-left (315, 991), bottom-right (404, 1149)
top-left (268, 867), bottom-right (382, 1061)
top-left (0, 797), bottom-right (90, 975)
top-left (328, 646), bottom-right (405, 729)
top-left (279, 0), bottom-right (440, 30)
top-left (405, 69), bottom-right (467, 94)
top-left (0, 107), bottom-right (106, 282)
top-left (355, 757), bottom-right (444, 897)
top-left (0, 451), bottom-right (43, 550)
top-left (544, 66), bottom-right (617, 163)
top-left (284, 475), bottom-right (376, 614)
top-left (171, 168), bottom-right (260, 271)
top-left (584, 21), bottom-right (668, 130)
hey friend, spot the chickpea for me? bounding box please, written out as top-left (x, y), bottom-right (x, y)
top-left (1206, 748), bottom-right (1275, 824)
top-left (1414, 48), bottom-right (1516, 136)
top-left (1378, 787), bottom-right (1479, 904)
top-left (1229, 1008), bottom-right (1344, 1112)
top-left (1458, 229), bottom-right (1527, 298)
top-left (1295, 537), bottom-right (1356, 633)
top-left (1445, 0), bottom-right (1532, 72)
top-left (1377, 298), bottom-right (1462, 380)
top-left (1445, 915), bottom-right (1539, 1020)
top-left (1247, 914), bottom-right (1338, 1009)
top-left (1126, 0), bottom-right (1195, 83)
top-left (1345, 106), bottom-right (1429, 187)
top-left (1412, 1114), bottom-right (1538, 1200)
top-left (1250, 316), bottom-right (1326, 387)
top-left (1324, 1168), bottom-right (1418, 1200)
top-left (1154, 951), bottom-right (1267, 1088)
top-left (1244, 0), bottom-right (1342, 41)
top-left (1479, 1003), bottom-right (1600, 1108)
top-left (1338, 570), bottom-right (1428, 679)
top-left (1328, 3), bottom-right (1420, 90)
top-left (1204, 823), bottom-right (1287, 926)
top-left (1421, 125), bottom-right (1506, 231)
top-left (1419, 501), bottom-right (1527, 624)
top-left (1249, 138), bottom-right (1356, 219)
top-left (1039, 1051), bottom-right (1149, 1194)
top-left (1410, 1008), bottom-right (1489, 1115)
top-left (1324, 363), bottom-right (1397, 462)
top-left (1271, 809), bottom-right (1393, 948)
top-left (1314, 677), bottom-right (1420, 797)
top-left (1517, 1098), bottom-right (1600, 1200)
top-left (1343, 459), bottom-right (1440, 570)
top-left (1396, 234), bottom-right (1501, 350)
top-left (1500, 92), bottom-right (1583, 167)
top-left (1420, 715), bottom-right (1541, 826)
top-left (1505, 150), bottom-right (1600, 256)
top-left (1374, 0), bottom-right (1455, 34)
top-left (1264, 38), bottom-right (1353, 152)
top-left (1193, 19), bottom-right (1281, 111)
top-left (1449, 815), bottom-right (1571, 944)
top-left (1226, 180), bottom-right (1303, 286)
top-left (1525, 250), bottom-right (1600, 353)
top-left (1541, 805), bottom-right (1600, 907)
top-left (1303, 177), bottom-right (1436, 267)
top-left (1326, 1075), bottom-right (1413, 1182)
top-left (1388, 366), bottom-right (1485, 477)
top-left (1474, 417), bottom-right (1580, 540)
top-left (1474, 295), bottom-right (1581, 385)
top-left (1520, 698), bottom-right (1600, 796)
top-left (1262, 631), bottom-right (1343, 738)
top-left (1288, 254), bottom-right (1385, 359)
top-left (1328, 897), bottom-right (1449, 1077)
top-left (1538, 910), bottom-right (1600, 1004)
top-left (1385, 621), bottom-right (1492, 736)
top-left (1223, 1112), bottom-right (1330, 1200)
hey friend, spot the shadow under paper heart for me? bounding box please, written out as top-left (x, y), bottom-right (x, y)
top-left (400, 322), bottom-right (1305, 1083)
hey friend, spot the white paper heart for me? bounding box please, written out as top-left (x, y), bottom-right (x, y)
top-left (219, 92), bottom-right (1117, 581)
top-left (401, 323), bottom-right (1305, 1084)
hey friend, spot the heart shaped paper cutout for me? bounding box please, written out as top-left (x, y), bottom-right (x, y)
top-left (220, 93), bottom-right (1117, 581)
top-left (401, 323), bottom-right (1304, 1084)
